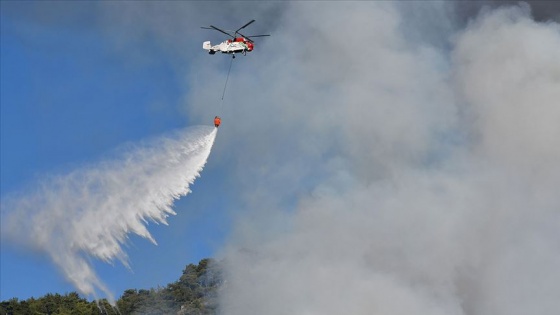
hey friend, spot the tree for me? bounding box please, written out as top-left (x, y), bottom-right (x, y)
top-left (1, 258), bottom-right (223, 315)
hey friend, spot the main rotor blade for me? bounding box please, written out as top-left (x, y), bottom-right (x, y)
top-left (237, 31), bottom-right (270, 43)
top-left (236, 19), bottom-right (255, 33)
top-left (236, 31), bottom-right (253, 42)
top-left (202, 26), bottom-right (236, 32)
top-left (210, 25), bottom-right (235, 38)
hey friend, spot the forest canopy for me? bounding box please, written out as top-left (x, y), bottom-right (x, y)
top-left (1, 258), bottom-right (222, 315)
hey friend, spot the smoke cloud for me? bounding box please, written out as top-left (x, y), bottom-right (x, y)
top-left (180, 3), bottom-right (560, 315)
top-left (1, 126), bottom-right (217, 303)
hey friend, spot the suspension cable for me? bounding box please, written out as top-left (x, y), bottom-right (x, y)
top-left (221, 56), bottom-right (235, 101)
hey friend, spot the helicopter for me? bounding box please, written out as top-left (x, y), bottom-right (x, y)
top-left (201, 20), bottom-right (270, 58)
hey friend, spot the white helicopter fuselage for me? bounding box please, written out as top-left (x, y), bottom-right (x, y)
top-left (203, 40), bottom-right (251, 55)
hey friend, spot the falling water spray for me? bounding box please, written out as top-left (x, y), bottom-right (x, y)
top-left (1, 126), bottom-right (218, 303)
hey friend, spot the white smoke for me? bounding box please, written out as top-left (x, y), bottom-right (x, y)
top-left (1, 126), bottom-right (217, 303)
top-left (183, 3), bottom-right (560, 315)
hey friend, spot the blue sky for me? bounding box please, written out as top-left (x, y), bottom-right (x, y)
top-left (1, 2), bottom-right (232, 301)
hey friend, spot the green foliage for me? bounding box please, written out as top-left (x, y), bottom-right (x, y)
top-left (0, 292), bottom-right (100, 315)
top-left (1, 259), bottom-right (222, 315)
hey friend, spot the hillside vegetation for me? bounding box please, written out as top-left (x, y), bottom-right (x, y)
top-left (1, 258), bottom-right (222, 315)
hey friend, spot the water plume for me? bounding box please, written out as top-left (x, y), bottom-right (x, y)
top-left (1, 126), bottom-right (217, 303)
